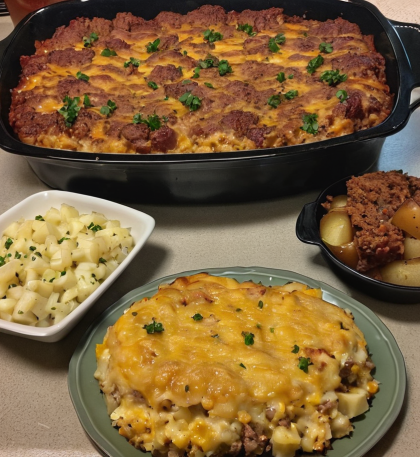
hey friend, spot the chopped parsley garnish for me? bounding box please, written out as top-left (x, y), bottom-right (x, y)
top-left (268, 33), bottom-right (285, 53)
top-left (288, 74), bottom-right (294, 79)
top-left (292, 344), bottom-right (300, 353)
top-left (60, 271), bottom-right (66, 276)
top-left (182, 79), bottom-right (192, 85)
top-left (179, 92), bottom-right (202, 111)
top-left (336, 89), bottom-right (349, 103)
top-left (203, 29), bottom-right (223, 43)
top-left (298, 357), bottom-right (313, 373)
top-left (87, 222), bottom-right (102, 232)
top-left (320, 70), bottom-right (347, 86)
top-left (183, 50), bottom-right (188, 56)
top-left (143, 319), bottom-right (165, 334)
top-left (35, 215), bottom-right (45, 221)
top-left (239, 363), bottom-right (247, 369)
top-left (192, 67), bottom-right (201, 78)
top-left (199, 55), bottom-right (216, 69)
top-left (35, 251), bottom-right (42, 258)
top-left (58, 95), bottom-right (81, 127)
top-left (83, 32), bottom-right (98, 48)
top-left (8, 284), bottom-right (17, 289)
top-left (236, 308), bottom-right (242, 312)
top-left (18, 310), bottom-right (24, 314)
top-left (49, 277), bottom-right (55, 283)
top-left (83, 94), bottom-right (92, 108)
top-left (267, 94), bottom-right (281, 109)
top-left (101, 48), bottom-right (117, 57)
top-left (29, 246), bottom-right (36, 251)
top-left (99, 257), bottom-right (107, 264)
top-left (301, 113), bottom-right (319, 135)
top-left (204, 82), bottom-right (214, 89)
top-left (319, 42), bottom-right (333, 53)
top-left (31, 256), bottom-right (36, 261)
top-left (242, 331), bottom-right (255, 346)
top-left (132, 311), bottom-right (138, 316)
top-left (76, 71), bottom-right (89, 82)
top-left (270, 327), bottom-right (275, 333)
top-left (258, 300), bottom-right (264, 309)
top-left (124, 57), bottom-right (141, 68)
top-left (147, 38), bottom-right (160, 53)
top-left (268, 38), bottom-right (280, 53)
top-left (185, 385), bottom-right (190, 392)
top-left (237, 23), bottom-right (256, 36)
top-left (133, 113), bottom-right (166, 131)
top-left (284, 90), bottom-right (298, 100)
top-left (148, 81), bottom-right (159, 90)
top-left (192, 313), bottom-right (203, 321)
top-left (256, 323), bottom-right (262, 329)
top-left (276, 72), bottom-right (286, 83)
top-left (14, 252), bottom-right (21, 259)
top-left (178, 66), bottom-right (183, 75)
top-left (211, 334), bottom-right (219, 338)
top-left (218, 60), bottom-right (232, 76)
top-left (0, 256), bottom-right (5, 267)
top-left (273, 33), bottom-right (286, 44)
top-left (307, 55), bottom-right (324, 74)
top-left (4, 238), bottom-right (13, 250)
top-left (100, 100), bottom-right (117, 117)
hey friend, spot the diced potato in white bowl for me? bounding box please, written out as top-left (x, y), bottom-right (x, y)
top-left (0, 191), bottom-right (154, 342)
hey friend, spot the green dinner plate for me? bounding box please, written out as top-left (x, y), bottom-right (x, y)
top-left (68, 266), bottom-right (406, 457)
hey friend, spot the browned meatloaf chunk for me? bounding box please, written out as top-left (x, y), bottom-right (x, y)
top-left (346, 171), bottom-right (420, 272)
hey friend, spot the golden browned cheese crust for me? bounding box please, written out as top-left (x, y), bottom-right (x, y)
top-left (94, 273), bottom-right (378, 457)
top-left (10, 5), bottom-right (393, 154)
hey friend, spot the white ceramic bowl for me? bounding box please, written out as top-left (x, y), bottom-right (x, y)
top-left (0, 191), bottom-right (155, 342)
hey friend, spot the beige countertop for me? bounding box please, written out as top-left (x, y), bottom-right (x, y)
top-left (1, 1), bottom-right (420, 456)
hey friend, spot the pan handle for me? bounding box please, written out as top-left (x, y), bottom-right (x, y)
top-left (390, 19), bottom-right (420, 112)
top-left (295, 202), bottom-right (322, 246)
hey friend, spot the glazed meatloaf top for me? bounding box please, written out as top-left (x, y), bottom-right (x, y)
top-left (9, 5), bottom-right (394, 154)
top-left (346, 171), bottom-right (420, 272)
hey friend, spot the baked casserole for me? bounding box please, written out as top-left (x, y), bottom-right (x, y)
top-left (94, 273), bottom-right (378, 457)
top-left (10, 5), bottom-right (393, 154)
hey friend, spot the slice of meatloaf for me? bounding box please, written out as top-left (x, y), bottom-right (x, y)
top-left (346, 171), bottom-right (410, 272)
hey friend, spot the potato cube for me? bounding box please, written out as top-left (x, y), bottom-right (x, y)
top-left (380, 258), bottom-right (420, 286)
top-left (32, 221), bottom-right (62, 244)
top-left (337, 389), bottom-right (369, 418)
top-left (60, 204), bottom-right (79, 222)
top-left (50, 248), bottom-right (72, 271)
top-left (0, 298), bottom-right (17, 314)
top-left (44, 207), bottom-right (61, 225)
top-left (79, 212), bottom-right (108, 227)
top-left (3, 221), bottom-right (20, 238)
top-left (16, 220), bottom-right (33, 240)
top-left (392, 198), bottom-right (420, 239)
top-left (320, 209), bottom-right (354, 246)
top-left (53, 269), bottom-right (77, 292)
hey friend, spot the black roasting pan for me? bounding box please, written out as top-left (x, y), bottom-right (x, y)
top-left (0, 0), bottom-right (419, 203)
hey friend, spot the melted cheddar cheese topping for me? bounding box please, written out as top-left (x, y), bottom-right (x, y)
top-left (10, 6), bottom-right (393, 154)
top-left (95, 273), bottom-right (378, 457)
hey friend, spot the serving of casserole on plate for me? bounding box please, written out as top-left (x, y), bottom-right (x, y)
top-left (69, 267), bottom-right (406, 457)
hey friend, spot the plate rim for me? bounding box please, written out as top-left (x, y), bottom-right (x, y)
top-left (68, 266), bottom-right (407, 457)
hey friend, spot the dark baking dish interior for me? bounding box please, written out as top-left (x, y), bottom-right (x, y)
top-left (0, 0), bottom-right (419, 202)
top-left (296, 176), bottom-right (420, 304)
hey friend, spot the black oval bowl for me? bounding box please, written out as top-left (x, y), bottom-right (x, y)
top-left (296, 176), bottom-right (420, 304)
